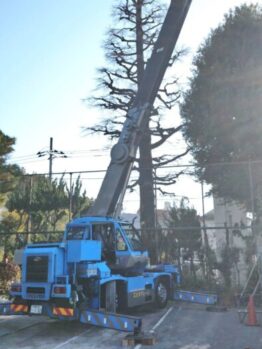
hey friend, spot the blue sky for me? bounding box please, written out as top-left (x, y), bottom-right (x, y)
top-left (1, 0), bottom-right (112, 170)
top-left (1, 0), bottom-right (261, 212)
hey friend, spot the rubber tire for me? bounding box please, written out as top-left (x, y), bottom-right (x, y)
top-left (155, 279), bottom-right (168, 309)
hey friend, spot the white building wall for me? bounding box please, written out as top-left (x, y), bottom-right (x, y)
top-left (213, 197), bottom-right (252, 286)
top-left (204, 219), bottom-right (217, 251)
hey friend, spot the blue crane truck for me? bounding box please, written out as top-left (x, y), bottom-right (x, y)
top-left (0, 0), bottom-right (216, 335)
top-left (7, 217), bottom-right (180, 333)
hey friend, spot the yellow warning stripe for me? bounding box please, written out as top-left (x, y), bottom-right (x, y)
top-left (53, 307), bottom-right (74, 317)
top-left (11, 304), bottom-right (29, 313)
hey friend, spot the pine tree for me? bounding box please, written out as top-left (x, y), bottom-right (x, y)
top-left (85, 0), bottom-right (188, 260)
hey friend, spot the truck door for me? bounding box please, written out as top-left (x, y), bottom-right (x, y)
top-left (92, 223), bottom-right (116, 264)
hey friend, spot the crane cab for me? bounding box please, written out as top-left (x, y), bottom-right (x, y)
top-left (64, 217), bottom-right (149, 275)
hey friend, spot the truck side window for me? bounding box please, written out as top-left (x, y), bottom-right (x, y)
top-left (92, 223), bottom-right (116, 264)
top-left (92, 224), bottom-right (102, 241)
top-left (121, 223), bottom-right (143, 251)
top-left (116, 228), bottom-right (127, 251)
top-left (67, 226), bottom-right (90, 240)
top-left (92, 223), bottom-right (115, 250)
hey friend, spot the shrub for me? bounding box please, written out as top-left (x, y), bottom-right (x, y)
top-left (0, 262), bottom-right (21, 295)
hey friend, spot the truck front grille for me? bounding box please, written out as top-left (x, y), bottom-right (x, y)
top-left (27, 287), bottom-right (45, 294)
top-left (26, 256), bottom-right (48, 282)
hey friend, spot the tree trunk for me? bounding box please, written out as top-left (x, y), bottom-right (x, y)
top-left (224, 225), bottom-right (232, 290)
top-left (139, 123), bottom-right (156, 262)
top-left (136, 0), bottom-right (157, 263)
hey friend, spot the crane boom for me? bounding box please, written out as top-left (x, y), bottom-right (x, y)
top-left (88, 0), bottom-right (192, 217)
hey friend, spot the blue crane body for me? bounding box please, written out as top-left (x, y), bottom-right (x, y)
top-left (0, 0), bottom-right (217, 334)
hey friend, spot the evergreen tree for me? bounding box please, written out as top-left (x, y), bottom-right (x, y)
top-left (181, 5), bottom-right (262, 214)
top-left (166, 198), bottom-right (202, 281)
top-left (0, 130), bottom-right (20, 203)
top-left (6, 174), bottom-right (92, 242)
top-left (67, 176), bottom-right (93, 218)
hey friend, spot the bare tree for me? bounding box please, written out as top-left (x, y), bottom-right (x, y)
top-left (85, 0), bottom-right (189, 261)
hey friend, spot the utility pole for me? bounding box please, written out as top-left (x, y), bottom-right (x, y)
top-left (26, 175), bottom-right (33, 243)
top-left (201, 181), bottom-right (206, 227)
top-left (153, 168), bottom-right (158, 228)
top-left (153, 168), bottom-right (159, 262)
top-left (49, 137), bottom-right (53, 180)
top-left (37, 137), bottom-right (68, 180)
top-left (201, 181), bottom-right (210, 281)
top-left (248, 160), bottom-right (254, 219)
top-left (69, 172), bottom-right (73, 221)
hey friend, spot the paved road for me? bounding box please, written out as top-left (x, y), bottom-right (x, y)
top-left (0, 304), bottom-right (261, 348)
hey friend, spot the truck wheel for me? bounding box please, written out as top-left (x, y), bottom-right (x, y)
top-left (155, 279), bottom-right (168, 308)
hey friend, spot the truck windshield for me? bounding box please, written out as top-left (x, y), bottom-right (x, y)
top-left (121, 223), bottom-right (143, 251)
top-left (66, 226), bottom-right (90, 240)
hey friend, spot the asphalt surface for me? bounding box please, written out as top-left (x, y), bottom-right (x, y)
top-left (0, 303), bottom-right (261, 348)
top-left (152, 304), bottom-right (262, 349)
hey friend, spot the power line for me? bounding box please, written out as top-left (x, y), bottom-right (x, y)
top-left (2, 158), bottom-right (262, 181)
top-left (0, 224), bottom-right (252, 237)
top-left (9, 154), bottom-right (38, 161)
top-left (9, 146), bottom-right (262, 170)
top-left (9, 148), bottom-right (109, 160)
top-left (13, 158), bottom-right (47, 165)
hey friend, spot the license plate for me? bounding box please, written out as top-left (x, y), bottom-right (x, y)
top-left (30, 305), bottom-right (42, 314)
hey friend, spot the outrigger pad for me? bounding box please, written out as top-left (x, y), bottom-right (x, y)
top-left (122, 330), bottom-right (156, 346)
top-left (206, 305), bottom-right (227, 312)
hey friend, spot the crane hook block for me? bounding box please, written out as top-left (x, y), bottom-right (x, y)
top-left (111, 143), bottom-right (129, 164)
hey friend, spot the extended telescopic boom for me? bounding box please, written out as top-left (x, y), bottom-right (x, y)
top-left (88, 0), bottom-right (192, 217)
